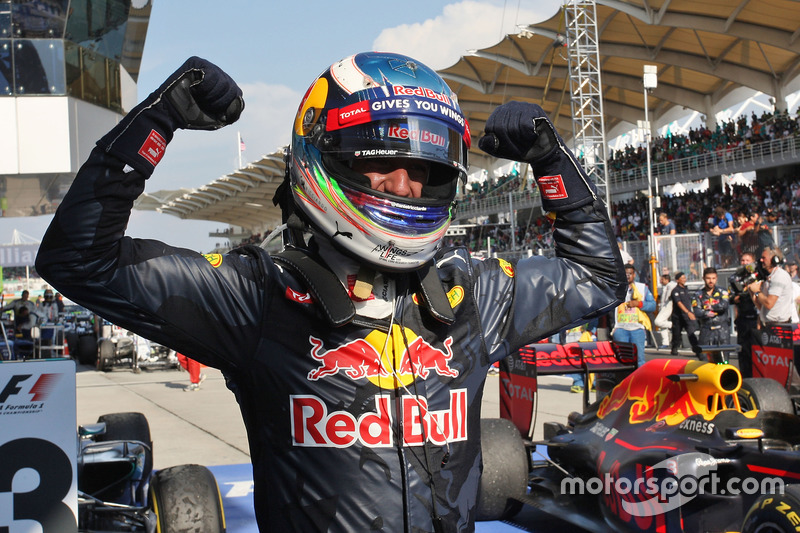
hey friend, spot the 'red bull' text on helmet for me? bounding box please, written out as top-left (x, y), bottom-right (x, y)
top-left (288, 52), bottom-right (470, 272)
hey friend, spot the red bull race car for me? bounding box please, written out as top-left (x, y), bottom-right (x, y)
top-left (751, 323), bottom-right (800, 408)
top-left (477, 339), bottom-right (800, 533)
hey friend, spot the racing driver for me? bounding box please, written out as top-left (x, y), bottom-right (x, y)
top-left (36, 53), bottom-right (625, 532)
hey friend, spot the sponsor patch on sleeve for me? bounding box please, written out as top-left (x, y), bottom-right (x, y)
top-left (138, 129), bottom-right (167, 166)
top-left (498, 259), bottom-right (515, 278)
top-left (286, 287), bottom-right (314, 304)
top-left (447, 286), bottom-right (464, 308)
top-left (537, 175), bottom-right (568, 200)
top-left (203, 253), bottom-right (223, 268)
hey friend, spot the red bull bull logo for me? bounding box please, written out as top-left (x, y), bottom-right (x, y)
top-left (306, 326), bottom-right (459, 388)
top-left (597, 359), bottom-right (702, 425)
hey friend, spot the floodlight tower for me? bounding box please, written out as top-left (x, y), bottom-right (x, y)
top-left (563, 0), bottom-right (609, 210)
top-left (642, 65), bottom-right (658, 294)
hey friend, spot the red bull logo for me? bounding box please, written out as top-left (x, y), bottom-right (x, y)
top-left (291, 389), bottom-right (468, 448)
top-left (597, 359), bottom-right (701, 425)
top-left (306, 326), bottom-right (459, 388)
top-left (307, 337), bottom-right (391, 381)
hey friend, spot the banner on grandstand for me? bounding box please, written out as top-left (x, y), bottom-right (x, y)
top-left (0, 244), bottom-right (38, 267)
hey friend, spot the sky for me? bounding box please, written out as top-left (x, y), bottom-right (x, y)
top-left (1, 0), bottom-right (563, 252)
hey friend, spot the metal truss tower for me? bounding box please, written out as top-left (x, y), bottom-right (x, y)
top-left (563, 0), bottom-right (610, 209)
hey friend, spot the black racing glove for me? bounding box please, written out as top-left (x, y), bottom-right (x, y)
top-left (478, 101), bottom-right (596, 212)
top-left (98, 56), bottom-right (244, 177)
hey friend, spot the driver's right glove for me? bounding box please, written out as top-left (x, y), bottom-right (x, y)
top-left (97, 56), bottom-right (244, 177)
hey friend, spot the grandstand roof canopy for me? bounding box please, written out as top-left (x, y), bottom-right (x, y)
top-left (136, 152), bottom-right (287, 230)
top-left (444, 0), bottom-right (800, 168)
top-left (138, 0), bottom-right (800, 232)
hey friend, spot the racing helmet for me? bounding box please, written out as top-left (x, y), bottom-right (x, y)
top-left (288, 52), bottom-right (470, 272)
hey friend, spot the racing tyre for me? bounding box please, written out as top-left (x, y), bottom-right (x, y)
top-left (738, 377), bottom-right (794, 414)
top-left (97, 339), bottom-right (115, 372)
top-left (476, 418), bottom-right (527, 521)
top-left (65, 331), bottom-right (79, 358)
top-left (77, 335), bottom-right (98, 366)
top-left (97, 412), bottom-right (151, 444)
top-left (150, 464), bottom-right (226, 532)
top-left (741, 485), bottom-right (800, 533)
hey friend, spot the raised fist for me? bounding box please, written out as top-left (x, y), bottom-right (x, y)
top-left (98, 57), bottom-right (244, 176)
top-left (478, 101), bottom-right (556, 163)
top-left (478, 101), bottom-right (597, 213)
top-left (163, 56), bottom-right (244, 130)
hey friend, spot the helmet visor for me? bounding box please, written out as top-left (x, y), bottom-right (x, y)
top-left (338, 181), bottom-right (453, 237)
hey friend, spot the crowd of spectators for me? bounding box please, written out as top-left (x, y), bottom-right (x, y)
top-left (608, 108), bottom-right (799, 172)
top-left (463, 171), bottom-right (525, 202)
top-left (612, 179), bottom-right (799, 240)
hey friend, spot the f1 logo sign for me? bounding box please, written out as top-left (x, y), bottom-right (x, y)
top-left (0, 374), bottom-right (31, 403)
top-left (0, 373), bottom-right (60, 403)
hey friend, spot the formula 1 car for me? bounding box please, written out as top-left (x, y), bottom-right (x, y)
top-left (63, 303), bottom-right (100, 365)
top-left (96, 324), bottom-right (178, 373)
top-left (477, 338), bottom-right (800, 533)
top-left (79, 411), bottom-right (225, 532)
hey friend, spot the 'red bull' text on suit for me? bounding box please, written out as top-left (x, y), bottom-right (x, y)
top-left (36, 56), bottom-right (625, 533)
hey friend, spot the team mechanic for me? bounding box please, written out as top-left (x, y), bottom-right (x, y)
top-left (36, 53), bottom-right (625, 532)
top-left (693, 266), bottom-right (731, 347)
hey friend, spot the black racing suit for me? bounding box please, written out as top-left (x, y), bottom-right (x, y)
top-left (693, 287), bottom-right (731, 345)
top-left (36, 148), bottom-right (625, 533)
top-left (731, 286), bottom-right (758, 378)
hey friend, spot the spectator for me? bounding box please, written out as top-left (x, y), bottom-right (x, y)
top-left (756, 220), bottom-right (776, 254)
top-left (657, 212), bottom-right (676, 235)
top-left (709, 206), bottom-right (736, 267)
top-left (654, 270), bottom-right (676, 347)
top-left (612, 264), bottom-right (655, 368)
top-left (618, 241), bottom-right (634, 265)
top-left (566, 319), bottom-right (598, 393)
top-left (737, 212), bottom-right (758, 254)
top-left (786, 261), bottom-right (799, 282)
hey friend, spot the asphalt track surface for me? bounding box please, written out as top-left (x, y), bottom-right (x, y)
top-left (75, 347), bottom-right (702, 532)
